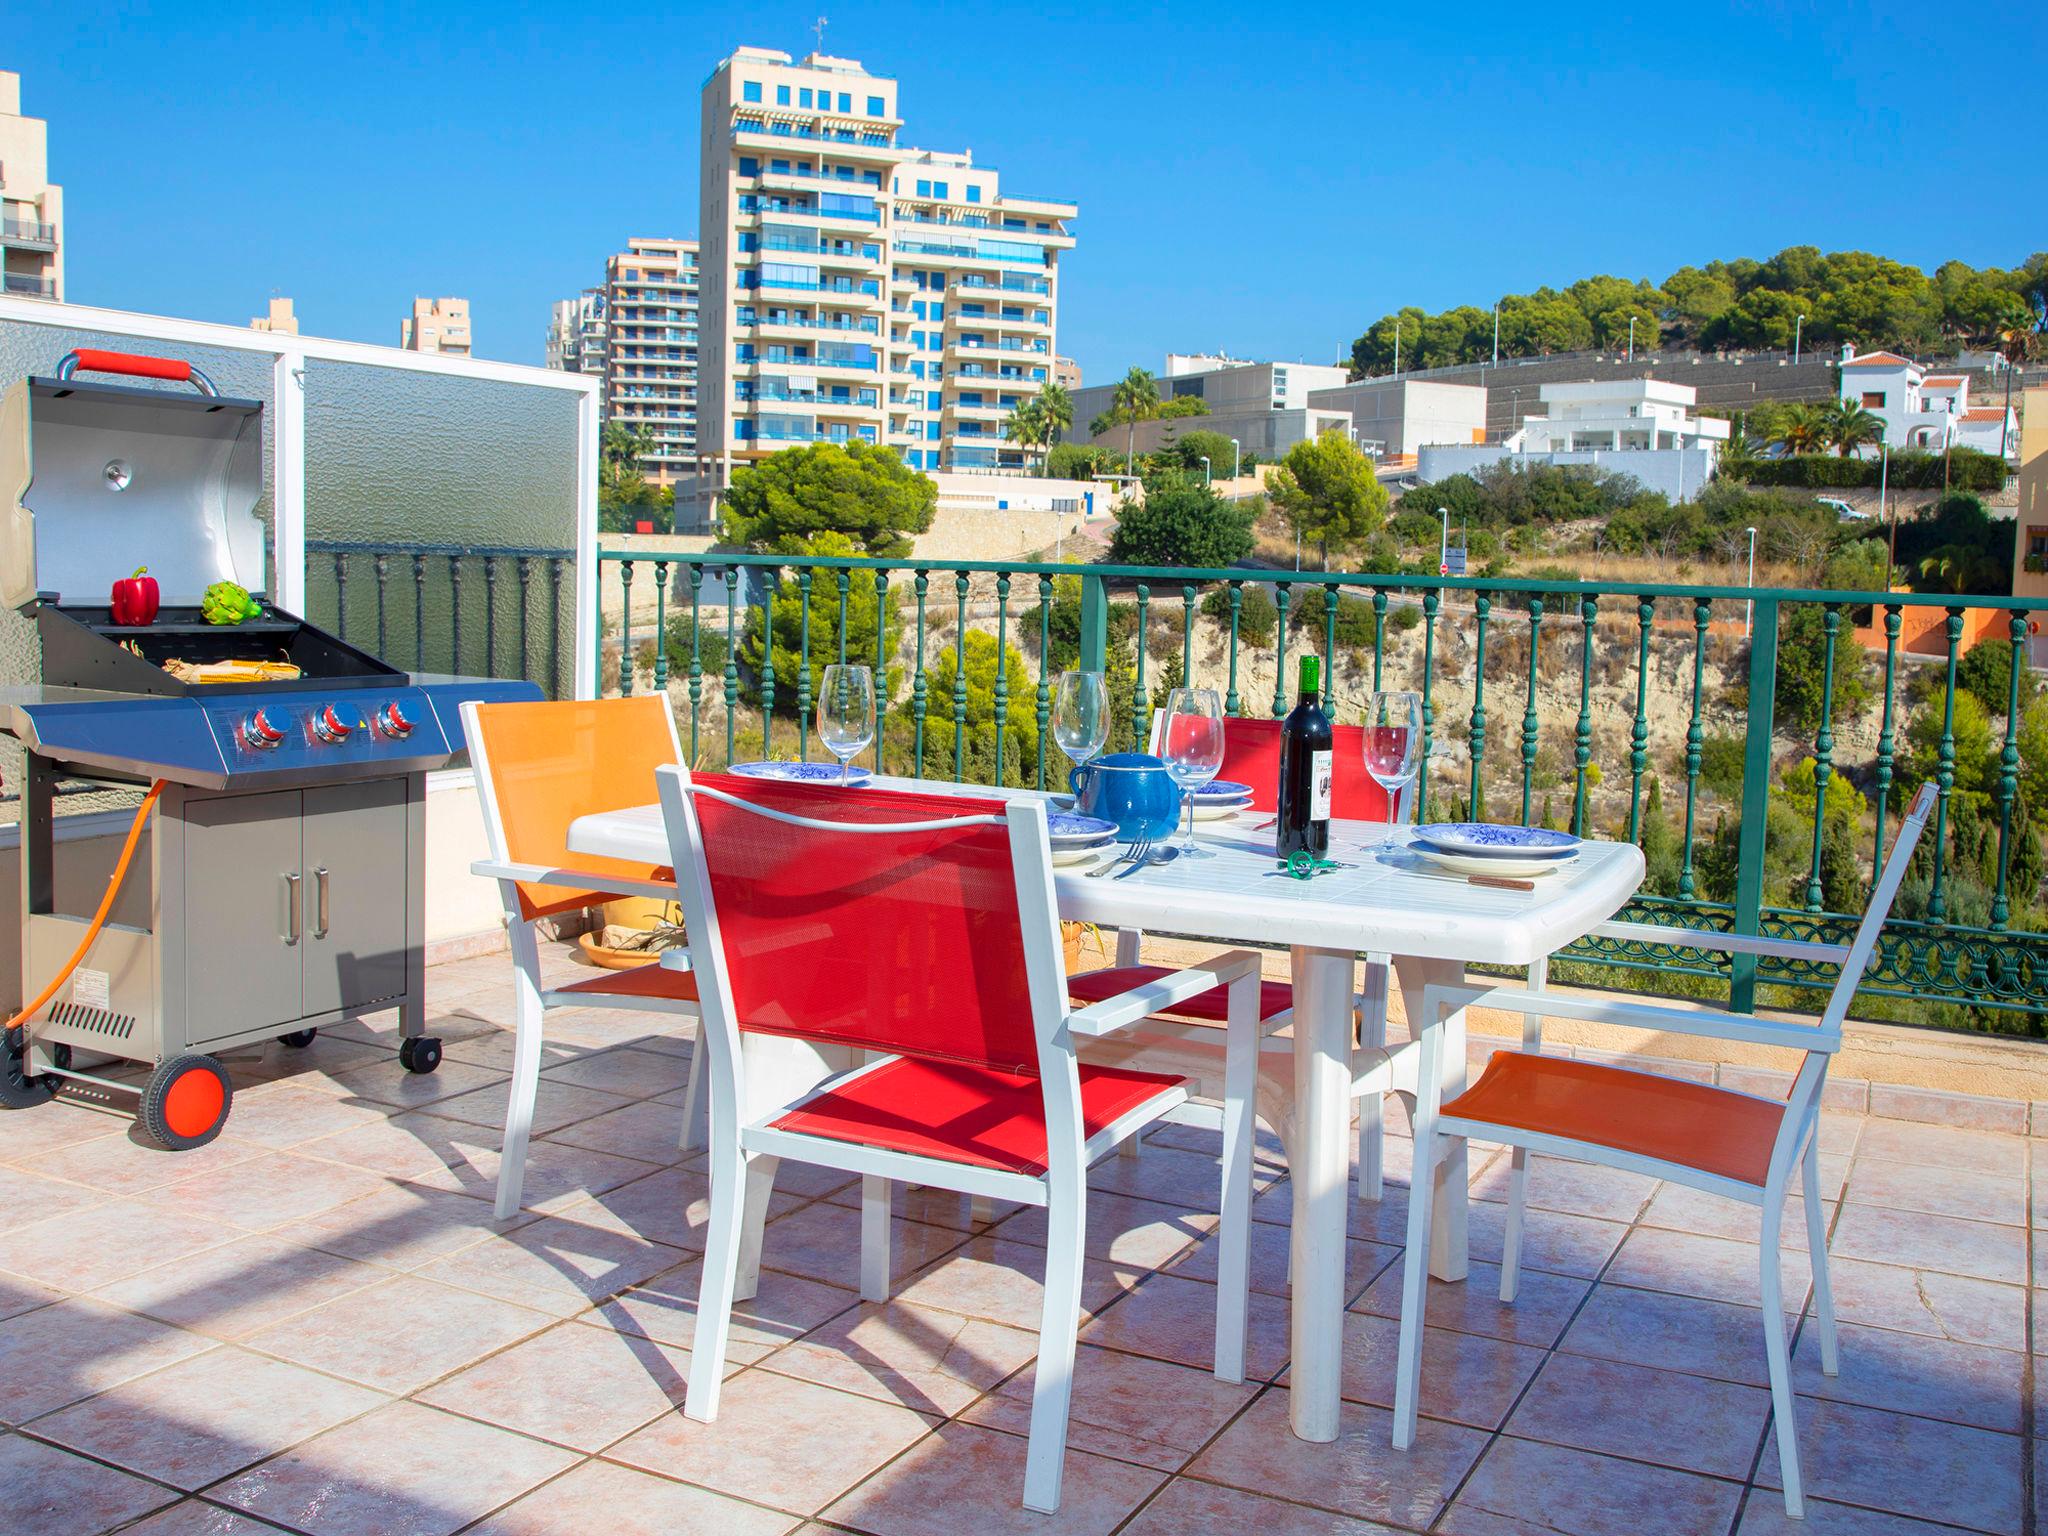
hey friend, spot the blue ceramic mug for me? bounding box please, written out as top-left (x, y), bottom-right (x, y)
top-left (1069, 753), bottom-right (1181, 842)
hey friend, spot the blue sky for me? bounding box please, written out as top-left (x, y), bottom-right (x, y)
top-left (10, 2), bottom-right (2045, 379)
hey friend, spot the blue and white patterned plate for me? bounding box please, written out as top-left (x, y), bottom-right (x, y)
top-left (1192, 780), bottom-right (1253, 802)
top-left (1047, 812), bottom-right (1117, 847)
top-left (1414, 822), bottom-right (1579, 858)
top-left (728, 760), bottom-right (873, 786)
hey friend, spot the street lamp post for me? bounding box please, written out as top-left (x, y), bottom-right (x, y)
top-left (1880, 440), bottom-right (1896, 587)
top-left (1438, 507), bottom-right (1450, 574)
top-left (1492, 304), bottom-right (1500, 366)
top-left (1230, 438), bottom-right (1241, 479)
top-left (1794, 314), bottom-right (1805, 365)
top-left (1627, 315), bottom-right (1636, 362)
top-left (1199, 455), bottom-right (1211, 487)
top-left (1744, 526), bottom-right (1757, 637)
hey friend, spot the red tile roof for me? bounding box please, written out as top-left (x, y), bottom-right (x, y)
top-left (1922, 375), bottom-right (1967, 386)
top-left (1960, 407), bottom-right (2008, 422)
top-left (1842, 352), bottom-right (1916, 368)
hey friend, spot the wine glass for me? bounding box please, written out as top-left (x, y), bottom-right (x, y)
top-left (817, 663), bottom-right (876, 784)
top-left (1161, 687), bottom-right (1225, 858)
top-left (1051, 671), bottom-right (1109, 783)
top-left (1361, 690), bottom-right (1423, 845)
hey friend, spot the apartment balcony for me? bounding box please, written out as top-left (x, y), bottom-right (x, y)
top-left (0, 216), bottom-right (58, 250)
top-left (737, 312), bottom-right (881, 335)
top-left (730, 120), bottom-right (901, 157)
top-left (953, 273), bottom-right (1052, 296)
top-left (1, 271), bottom-right (56, 298)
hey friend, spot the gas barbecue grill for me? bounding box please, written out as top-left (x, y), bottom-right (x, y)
top-left (0, 349), bottom-right (539, 1146)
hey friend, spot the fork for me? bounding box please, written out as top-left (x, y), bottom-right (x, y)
top-left (1087, 833), bottom-right (1150, 878)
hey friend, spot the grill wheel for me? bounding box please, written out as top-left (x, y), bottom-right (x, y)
top-left (141, 1054), bottom-right (232, 1149)
top-left (0, 1026), bottom-right (58, 1109)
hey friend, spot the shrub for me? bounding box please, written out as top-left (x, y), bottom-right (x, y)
top-left (1957, 639), bottom-right (2038, 717)
top-left (1289, 587), bottom-right (1378, 649)
top-left (1200, 582), bottom-right (1277, 646)
top-left (1387, 603), bottom-right (1423, 633)
top-left (1733, 449), bottom-right (2007, 493)
top-left (664, 614), bottom-right (731, 681)
top-left (1698, 732), bottom-right (1746, 798)
top-left (1105, 474), bottom-right (1257, 567)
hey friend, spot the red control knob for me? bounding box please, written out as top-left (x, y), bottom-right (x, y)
top-left (312, 704), bottom-right (353, 743)
top-left (245, 708), bottom-right (285, 748)
top-left (378, 701), bottom-right (414, 738)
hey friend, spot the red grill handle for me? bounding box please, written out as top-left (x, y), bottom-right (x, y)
top-left (55, 349), bottom-right (218, 397)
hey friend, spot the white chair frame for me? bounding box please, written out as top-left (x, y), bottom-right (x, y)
top-left (656, 768), bottom-right (1264, 1514)
top-left (462, 700), bottom-right (706, 1220)
top-left (1391, 784), bottom-right (1937, 1520)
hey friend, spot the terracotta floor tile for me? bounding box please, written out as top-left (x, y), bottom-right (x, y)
top-left (1734, 1494), bottom-right (1977, 1534)
top-left (538, 1044), bottom-right (693, 1099)
top-left (1604, 1226), bottom-right (1812, 1309)
top-left (823, 1177), bottom-right (1024, 1232)
top-left (1076, 1268), bottom-right (1291, 1381)
top-left (412, 1076), bottom-right (635, 1137)
top-left (1845, 1160), bottom-right (2025, 1226)
top-left (1854, 1120), bottom-right (2025, 1178)
top-left (418, 1317), bottom-right (695, 1450)
top-left (598, 1257), bottom-right (855, 1359)
top-left (355, 1113), bottom-right (668, 1214)
top-left (32, 1345), bottom-right (385, 1489)
top-left (1289, 1181), bottom-right (1626, 1279)
top-left (758, 1199), bottom-right (967, 1290)
top-left (0, 1097), bottom-right (133, 1159)
top-left (0, 1168), bottom-right (107, 1234)
top-left (0, 1431), bottom-right (178, 1536)
top-left (1640, 1183), bottom-right (1831, 1248)
top-left (220, 1031), bottom-right (394, 1083)
top-left (893, 1235), bottom-right (1141, 1334)
top-left (141, 1152), bottom-right (391, 1234)
top-left (116, 1501), bottom-right (297, 1534)
top-left (541, 1096), bottom-right (700, 1163)
top-left (241, 1273), bottom-right (551, 1393)
top-left (989, 1189), bottom-right (1215, 1269)
top-left (15, 1128), bottom-right (260, 1200)
top-left (1120, 1477), bottom-right (1406, 1535)
top-left (213, 1398), bottom-right (577, 1536)
top-left (1350, 1259), bottom-right (1589, 1349)
top-left (824, 1419), bottom-right (1164, 1535)
top-left (1168, 1220), bottom-right (1397, 1300)
top-left (0, 1271), bottom-right (61, 1322)
top-left (291, 1182), bottom-right (527, 1270)
top-left (964, 1343), bottom-right (1256, 1470)
top-left (1507, 1351), bottom-right (1769, 1479)
top-left (762, 1298), bottom-right (1036, 1416)
top-left (1185, 1389), bottom-right (1487, 1529)
top-left (1441, 1434), bottom-right (1743, 1536)
top-left (0, 1196), bottom-right (237, 1291)
top-left (92, 1233), bottom-right (386, 1339)
top-left (1559, 1282), bottom-right (1783, 1386)
top-left (412, 1210), bottom-right (685, 1318)
top-left (1468, 1154), bottom-right (1659, 1224)
top-left (464, 1458), bottom-right (798, 1535)
top-left (329, 1055), bottom-right (508, 1111)
top-left (0, 1298), bottom-right (213, 1423)
top-left (1828, 1258), bottom-right (2024, 1352)
top-left (1792, 1320), bottom-right (2024, 1433)
top-left (288, 1115), bottom-right (474, 1184)
top-left (1756, 1394), bottom-right (2023, 1533)
top-left (1830, 1205), bottom-right (2025, 1286)
top-left (609, 1368), bottom-right (937, 1515)
top-left (437, 1028), bottom-right (582, 1075)
top-left (1308, 1310), bottom-right (1544, 1430)
top-left (207, 1083), bottom-right (394, 1149)
top-left (556, 1164), bottom-right (727, 1252)
top-left (1085, 1141), bottom-right (1280, 1213)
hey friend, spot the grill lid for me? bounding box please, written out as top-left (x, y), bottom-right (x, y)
top-left (1, 350), bottom-right (265, 614)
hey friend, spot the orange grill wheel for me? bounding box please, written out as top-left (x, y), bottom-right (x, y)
top-left (141, 1055), bottom-right (232, 1150)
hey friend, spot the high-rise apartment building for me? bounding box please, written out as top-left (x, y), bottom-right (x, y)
top-left (698, 47), bottom-right (1075, 479)
top-left (0, 71), bottom-right (64, 301)
top-left (400, 297), bottom-right (471, 356)
top-left (603, 238), bottom-right (700, 484)
top-left (545, 287), bottom-right (608, 376)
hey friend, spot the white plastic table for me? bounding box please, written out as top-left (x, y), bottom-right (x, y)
top-left (567, 783), bottom-right (1644, 1442)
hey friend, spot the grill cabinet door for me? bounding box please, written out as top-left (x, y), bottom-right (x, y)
top-left (300, 779), bottom-right (410, 1016)
top-left (183, 790), bottom-right (304, 1041)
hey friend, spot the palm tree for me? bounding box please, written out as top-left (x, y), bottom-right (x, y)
top-left (1916, 545), bottom-right (1998, 596)
top-left (1769, 403), bottom-right (1830, 457)
top-left (1824, 399), bottom-right (1884, 458)
top-left (1003, 397), bottom-right (1050, 466)
top-left (1110, 367), bottom-right (1161, 474)
top-left (1037, 381), bottom-right (1073, 446)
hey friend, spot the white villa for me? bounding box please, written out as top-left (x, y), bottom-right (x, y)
top-left (1839, 347), bottom-right (2017, 459)
top-left (1417, 378), bottom-right (1726, 501)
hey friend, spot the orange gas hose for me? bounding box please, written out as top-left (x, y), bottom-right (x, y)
top-left (4, 780), bottom-right (164, 1033)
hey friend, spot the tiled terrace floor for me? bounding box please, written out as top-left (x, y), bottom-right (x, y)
top-left (0, 944), bottom-right (2039, 1536)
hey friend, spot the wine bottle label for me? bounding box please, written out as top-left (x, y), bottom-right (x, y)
top-left (1310, 750), bottom-right (1333, 820)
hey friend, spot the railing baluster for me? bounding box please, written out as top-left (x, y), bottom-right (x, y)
top-left (759, 567), bottom-right (778, 756)
top-left (333, 552), bottom-right (348, 642)
top-left (1804, 607), bottom-right (1841, 912)
top-left (1993, 608), bottom-right (2028, 930)
top-left (651, 561), bottom-right (669, 693)
top-left (413, 554), bottom-right (427, 673)
top-left (837, 569), bottom-right (851, 668)
top-left (1468, 595), bottom-right (1490, 816)
top-left (873, 571), bottom-right (889, 774)
top-left (723, 567), bottom-right (741, 767)
top-left (547, 555), bottom-right (563, 699)
top-left (1035, 575), bottom-right (1053, 789)
top-left (1872, 604), bottom-right (1903, 865)
top-left (1677, 600), bottom-right (1711, 899)
top-left (1520, 597), bottom-right (1543, 826)
top-left (911, 570), bottom-right (930, 776)
top-left (1133, 583), bottom-right (1151, 750)
top-left (1627, 600), bottom-right (1653, 843)
top-left (515, 556), bottom-right (532, 688)
top-left (1322, 582), bottom-right (1338, 695)
top-left (483, 554), bottom-right (498, 678)
top-left (1224, 583), bottom-right (1243, 717)
top-left (686, 563), bottom-right (704, 762)
top-left (448, 555), bottom-right (464, 677)
top-left (952, 570), bottom-right (970, 781)
top-left (1572, 594), bottom-right (1596, 836)
top-left (1927, 607), bottom-right (1965, 923)
top-left (1273, 583), bottom-right (1292, 719)
top-left (374, 552), bottom-right (389, 661)
top-left (1371, 589), bottom-right (1388, 690)
top-left (796, 570), bottom-right (815, 762)
top-left (993, 574), bottom-right (1011, 784)
top-left (614, 558), bottom-right (630, 696)
top-left (1419, 589), bottom-right (1439, 822)
top-left (1181, 583), bottom-right (1197, 690)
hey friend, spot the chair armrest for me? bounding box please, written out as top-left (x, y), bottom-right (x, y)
top-left (1589, 920), bottom-right (1850, 966)
top-left (1421, 982), bottom-right (1841, 1054)
top-left (659, 949), bottom-right (692, 972)
top-left (1066, 949), bottom-right (1263, 1040)
top-left (469, 859), bottom-right (676, 901)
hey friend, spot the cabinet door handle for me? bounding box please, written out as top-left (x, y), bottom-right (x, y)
top-left (314, 867), bottom-right (330, 940)
top-left (283, 872), bottom-right (302, 945)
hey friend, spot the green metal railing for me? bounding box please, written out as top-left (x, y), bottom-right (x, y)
top-left (597, 549), bottom-right (2048, 1028)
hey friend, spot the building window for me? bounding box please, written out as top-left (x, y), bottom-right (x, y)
top-left (776, 85), bottom-right (791, 105)
top-left (967, 186), bottom-right (981, 203)
top-left (742, 81), bottom-right (762, 103)
top-left (867, 95), bottom-right (884, 115)
top-left (1862, 391), bottom-right (1886, 409)
top-left (2030, 527), bottom-right (2048, 558)
top-left (838, 92), bottom-right (851, 112)
top-left (934, 182), bottom-right (949, 199)
top-left (916, 179), bottom-right (931, 197)
top-left (738, 156), bottom-right (758, 176)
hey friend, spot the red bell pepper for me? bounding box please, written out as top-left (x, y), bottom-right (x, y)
top-left (110, 566), bottom-right (159, 626)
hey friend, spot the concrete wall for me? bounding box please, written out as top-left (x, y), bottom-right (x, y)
top-left (1306, 378), bottom-right (1486, 455)
top-left (1417, 443), bottom-right (1719, 502)
top-left (1075, 407), bottom-right (1345, 462)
